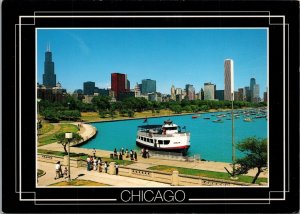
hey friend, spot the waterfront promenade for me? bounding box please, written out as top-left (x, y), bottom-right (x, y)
top-left (38, 123), bottom-right (268, 179)
top-left (38, 161), bottom-right (170, 187)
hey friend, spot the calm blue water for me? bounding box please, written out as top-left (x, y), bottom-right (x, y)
top-left (80, 112), bottom-right (267, 163)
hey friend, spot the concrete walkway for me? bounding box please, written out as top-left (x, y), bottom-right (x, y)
top-left (37, 161), bottom-right (170, 187)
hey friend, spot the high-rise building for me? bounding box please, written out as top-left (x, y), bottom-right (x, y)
top-left (171, 85), bottom-right (176, 100)
top-left (200, 88), bottom-right (204, 100)
top-left (127, 79), bottom-right (130, 91)
top-left (244, 86), bottom-right (251, 102)
top-left (111, 73), bottom-right (126, 99)
top-left (252, 84), bottom-right (260, 103)
top-left (263, 91), bottom-right (268, 103)
top-left (141, 79), bottom-right (156, 94)
top-left (175, 88), bottom-right (182, 95)
top-left (224, 59), bottom-right (234, 100)
top-left (215, 90), bottom-right (224, 101)
top-left (185, 84), bottom-right (195, 101)
top-left (83, 81), bottom-right (95, 95)
top-left (134, 82), bottom-right (141, 97)
top-left (237, 88), bottom-right (244, 101)
top-left (204, 82), bottom-right (216, 100)
top-left (43, 45), bottom-right (56, 88)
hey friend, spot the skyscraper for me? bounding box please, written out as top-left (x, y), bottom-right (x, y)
top-left (204, 82), bottom-right (216, 100)
top-left (83, 81), bottom-right (95, 95)
top-left (224, 59), bottom-right (234, 101)
top-left (215, 90), bottom-right (224, 101)
top-left (185, 84), bottom-right (195, 101)
top-left (141, 79), bottom-right (156, 94)
top-left (111, 73), bottom-right (126, 99)
top-left (244, 86), bottom-right (251, 102)
top-left (171, 85), bottom-right (176, 100)
top-left (250, 77), bottom-right (256, 101)
top-left (252, 84), bottom-right (260, 103)
top-left (43, 45), bottom-right (56, 88)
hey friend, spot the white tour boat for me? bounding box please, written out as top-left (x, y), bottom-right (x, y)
top-left (136, 120), bottom-right (191, 154)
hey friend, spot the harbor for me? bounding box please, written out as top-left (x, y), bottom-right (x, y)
top-left (80, 108), bottom-right (267, 163)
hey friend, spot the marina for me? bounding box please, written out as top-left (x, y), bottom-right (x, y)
top-left (80, 109), bottom-right (267, 163)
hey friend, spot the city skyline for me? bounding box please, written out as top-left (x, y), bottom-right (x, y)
top-left (37, 29), bottom-right (267, 97)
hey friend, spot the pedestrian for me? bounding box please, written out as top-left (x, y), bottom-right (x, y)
top-left (141, 148), bottom-right (144, 156)
top-left (87, 156), bottom-right (91, 171)
top-left (59, 162), bottom-right (63, 177)
top-left (63, 167), bottom-right (68, 179)
top-left (93, 158), bottom-right (98, 171)
top-left (104, 162), bottom-right (108, 173)
top-left (129, 150), bottom-right (133, 160)
top-left (115, 163), bottom-right (119, 175)
top-left (146, 148), bottom-right (149, 158)
top-left (98, 161), bottom-right (102, 172)
top-left (134, 151), bottom-right (138, 161)
top-left (119, 152), bottom-right (123, 160)
top-left (121, 147), bottom-right (124, 155)
top-left (55, 161), bottom-right (61, 179)
top-left (92, 148), bottom-right (96, 157)
top-left (125, 148), bottom-right (129, 158)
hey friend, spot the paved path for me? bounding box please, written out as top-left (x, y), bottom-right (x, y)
top-left (37, 161), bottom-right (170, 187)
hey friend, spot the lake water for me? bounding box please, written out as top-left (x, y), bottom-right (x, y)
top-left (80, 112), bottom-right (267, 163)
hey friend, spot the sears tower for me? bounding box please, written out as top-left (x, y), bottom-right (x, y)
top-left (43, 45), bottom-right (56, 88)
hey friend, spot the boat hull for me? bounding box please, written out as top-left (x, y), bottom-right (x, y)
top-left (136, 141), bottom-right (190, 153)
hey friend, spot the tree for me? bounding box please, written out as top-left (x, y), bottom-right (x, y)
top-left (42, 108), bottom-right (60, 122)
top-left (234, 137), bottom-right (267, 184)
top-left (127, 109), bottom-right (135, 118)
top-left (55, 132), bottom-right (83, 154)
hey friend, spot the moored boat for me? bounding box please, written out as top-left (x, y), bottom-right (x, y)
top-left (212, 119), bottom-right (224, 123)
top-left (243, 117), bottom-right (253, 122)
top-left (136, 120), bottom-right (190, 154)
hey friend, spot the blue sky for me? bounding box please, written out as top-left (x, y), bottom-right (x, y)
top-left (37, 28), bottom-right (267, 97)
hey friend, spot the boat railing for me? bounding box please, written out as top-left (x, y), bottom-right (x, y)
top-left (137, 131), bottom-right (189, 137)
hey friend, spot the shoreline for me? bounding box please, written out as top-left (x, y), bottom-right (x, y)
top-left (84, 107), bottom-right (256, 124)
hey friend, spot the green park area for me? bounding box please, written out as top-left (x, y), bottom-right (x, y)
top-left (38, 95), bottom-right (267, 123)
top-left (148, 165), bottom-right (268, 184)
top-left (49, 179), bottom-right (109, 186)
top-left (38, 123), bottom-right (79, 146)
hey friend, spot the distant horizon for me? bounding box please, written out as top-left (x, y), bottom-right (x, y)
top-left (37, 28), bottom-right (268, 97)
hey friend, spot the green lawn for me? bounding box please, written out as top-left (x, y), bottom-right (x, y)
top-left (38, 124), bottom-right (79, 146)
top-left (50, 179), bottom-right (109, 186)
top-left (148, 165), bottom-right (268, 184)
top-left (39, 123), bottom-right (54, 135)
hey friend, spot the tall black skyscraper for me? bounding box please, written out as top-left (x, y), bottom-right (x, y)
top-left (43, 45), bottom-right (56, 88)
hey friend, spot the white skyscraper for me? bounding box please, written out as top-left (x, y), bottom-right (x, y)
top-left (224, 59), bottom-right (234, 101)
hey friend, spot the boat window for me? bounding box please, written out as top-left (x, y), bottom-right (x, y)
top-left (150, 139), bottom-right (153, 143)
top-left (158, 140), bottom-right (163, 144)
top-left (164, 140), bottom-right (170, 145)
top-left (165, 127), bottom-right (177, 130)
top-left (146, 138), bottom-right (149, 142)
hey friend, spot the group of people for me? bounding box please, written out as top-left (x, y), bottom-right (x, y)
top-left (54, 161), bottom-right (68, 180)
top-left (86, 155), bottom-right (104, 172)
top-left (114, 148), bottom-right (138, 161)
top-left (141, 148), bottom-right (150, 158)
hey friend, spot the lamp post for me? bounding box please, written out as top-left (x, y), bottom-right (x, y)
top-left (65, 132), bottom-right (73, 182)
top-left (37, 98), bottom-right (41, 135)
top-left (231, 92), bottom-right (237, 179)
